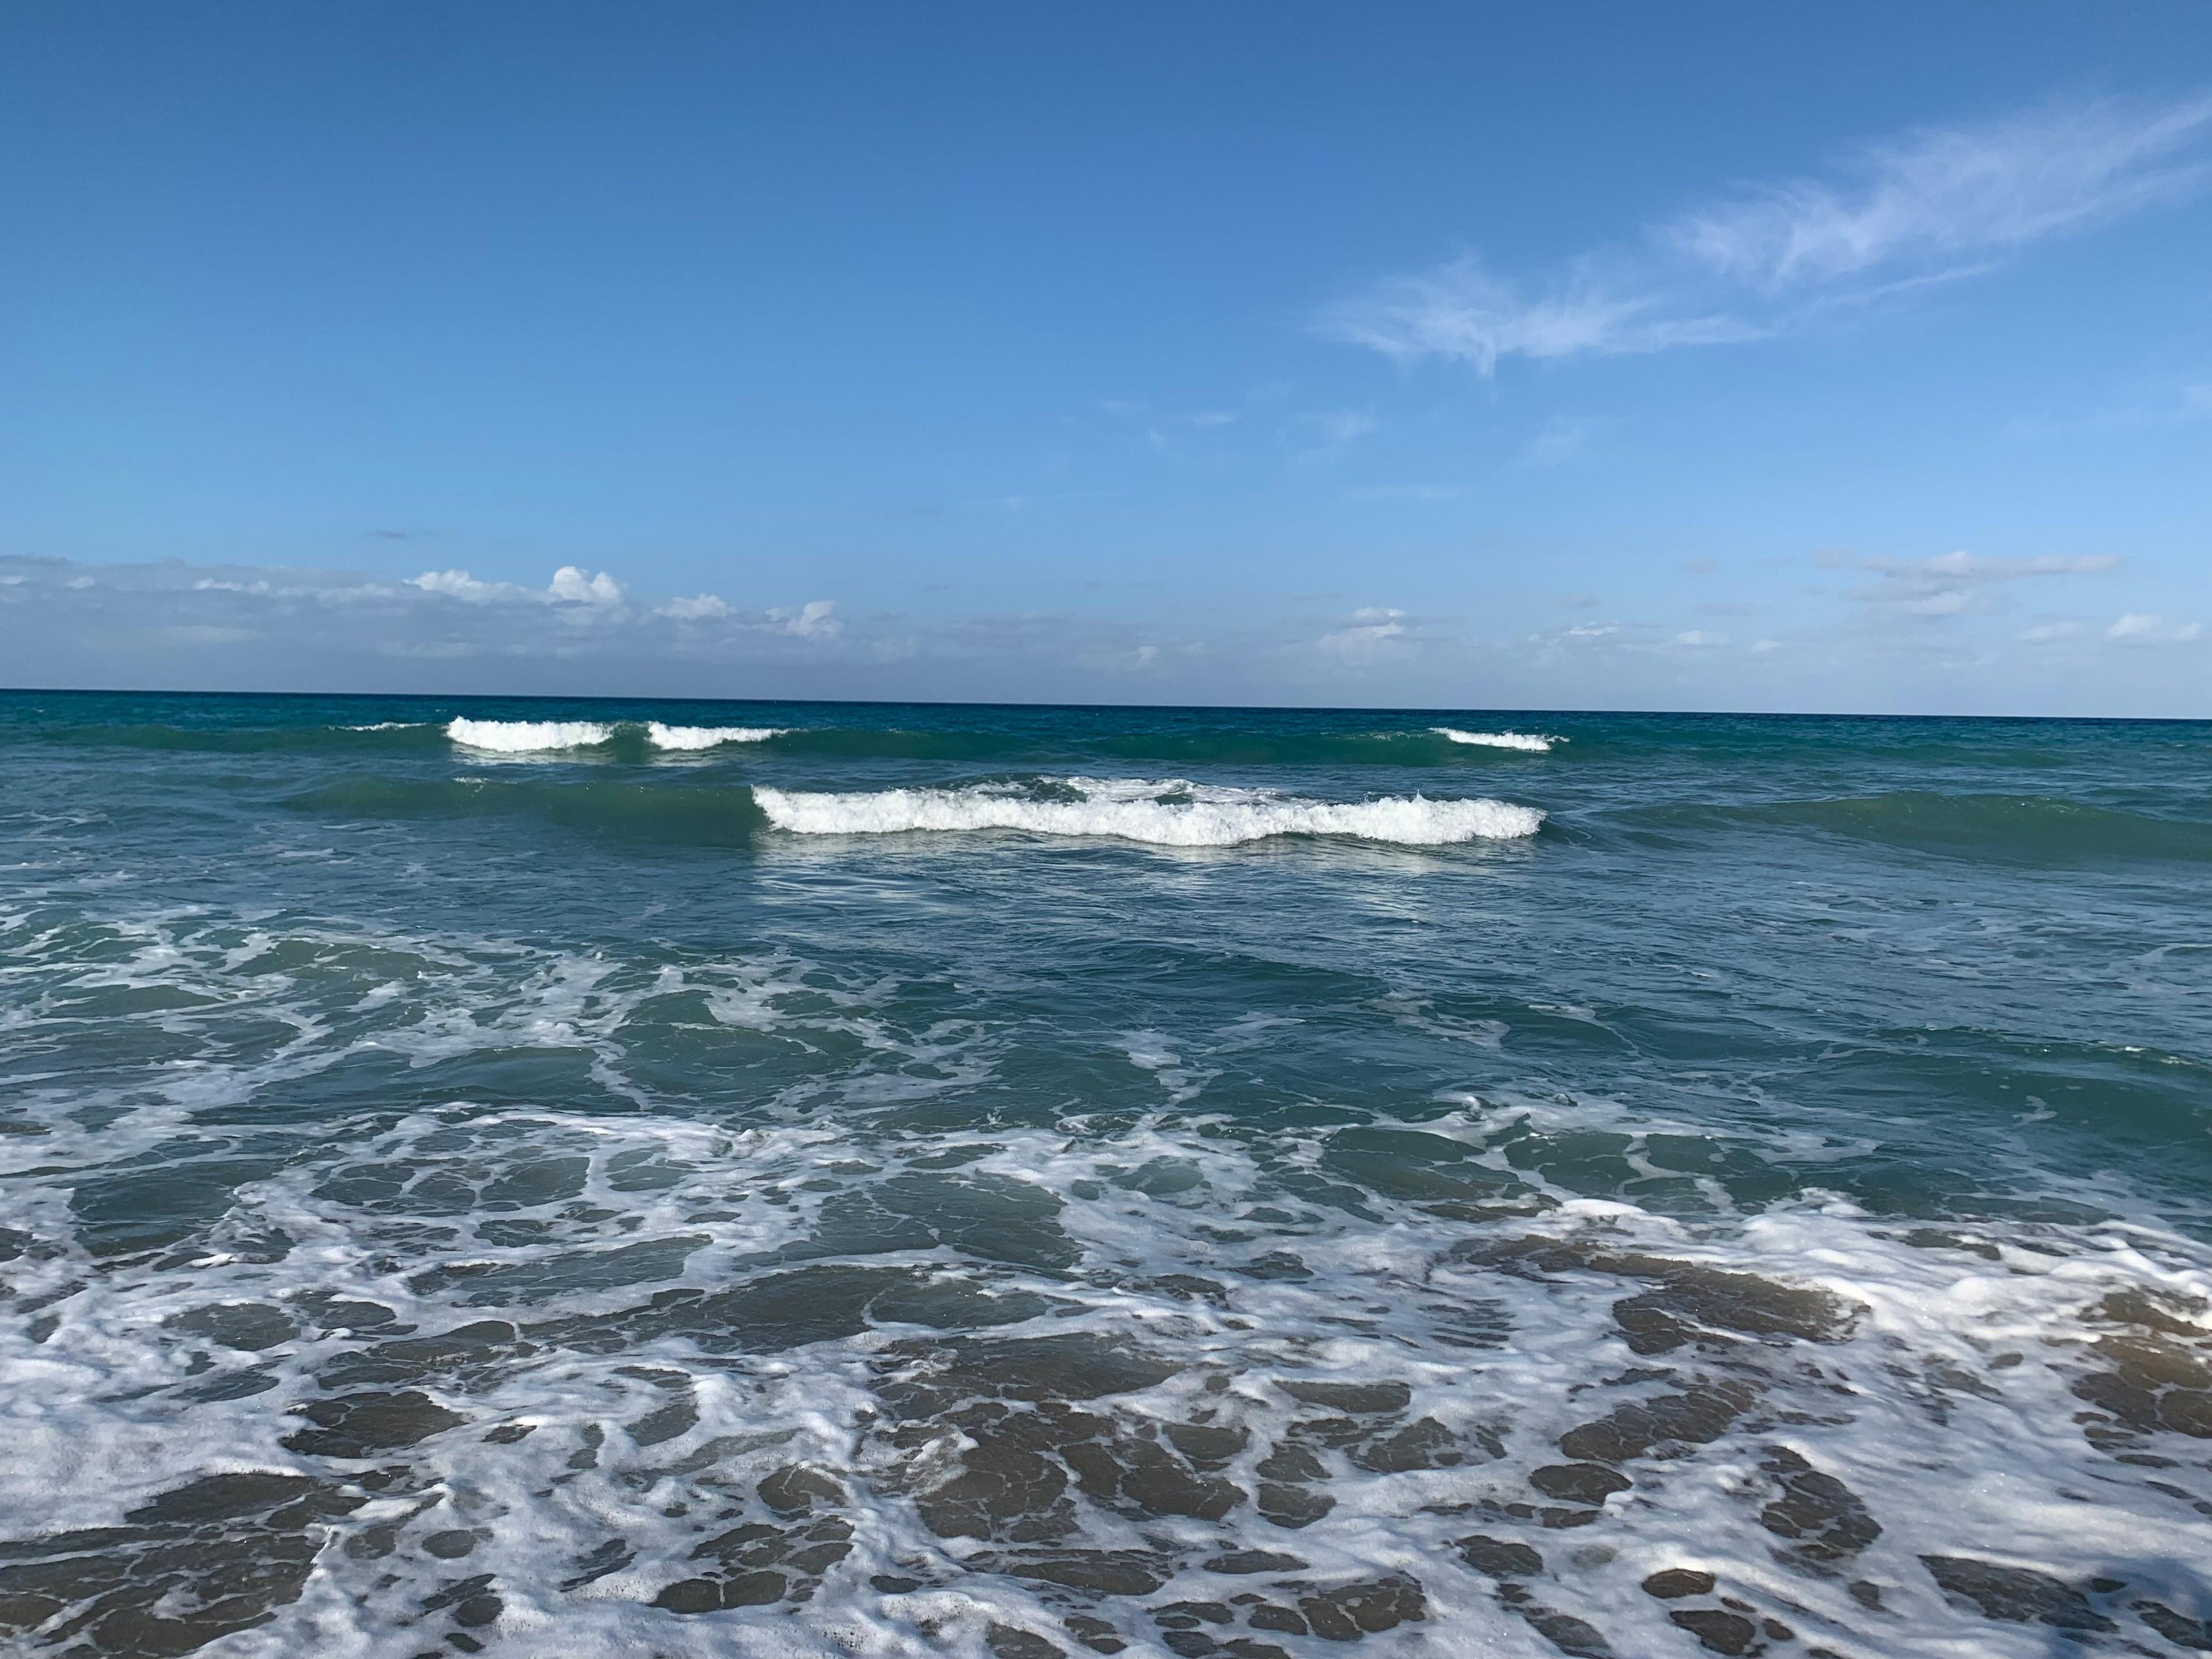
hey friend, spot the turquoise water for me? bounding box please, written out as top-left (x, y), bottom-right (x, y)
top-left (2, 690), bottom-right (2209, 1658)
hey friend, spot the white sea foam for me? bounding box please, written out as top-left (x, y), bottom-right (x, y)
top-left (5, 900), bottom-right (2211, 1658)
top-left (446, 717), bottom-right (613, 752)
top-left (340, 721), bottom-right (431, 731)
top-left (644, 722), bottom-right (785, 750)
top-left (1433, 726), bottom-right (1558, 752)
top-left (753, 776), bottom-right (1544, 845)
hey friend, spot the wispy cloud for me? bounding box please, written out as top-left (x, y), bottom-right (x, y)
top-left (658, 593), bottom-right (730, 620)
top-left (1100, 399), bottom-right (1243, 456)
top-left (1317, 605), bottom-right (1408, 654)
top-left (1285, 408), bottom-right (1380, 464)
top-left (2009, 377), bottom-right (2212, 436)
top-left (2107, 611), bottom-right (2202, 645)
top-left (1513, 416), bottom-right (1597, 468)
top-left (1320, 256), bottom-right (1753, 373)
top-left (1323, 92), bottom-right (2212, 374)
top-left (1842, 548), bottom-right (2122, 620)
top-left (1668, 96), bottom-right (2211, 289)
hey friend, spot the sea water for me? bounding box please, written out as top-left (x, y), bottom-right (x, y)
top-left (1, 690), bottom-right (2208, 1658)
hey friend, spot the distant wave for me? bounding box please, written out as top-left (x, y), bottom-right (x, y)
top-left (446, 718), bottom-right (614, 752)
top-left (26, 717), bottom-right (1566, 767)
top-left (753, 777), bottom-right (1543, 846)
top-left (1432, 728), bottom-right (1558, 753)
top-left (644, 722), bottom-right (785, 750)
top-left (442, 718), bottom-right (787, 753)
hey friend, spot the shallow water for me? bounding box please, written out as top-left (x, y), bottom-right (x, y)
top-left (2, 690), bottom-right (2210, 1658)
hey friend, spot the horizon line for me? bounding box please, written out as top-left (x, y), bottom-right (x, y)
top-left (3, 683), bottom-right (2207, 726)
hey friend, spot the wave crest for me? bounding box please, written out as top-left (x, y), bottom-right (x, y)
top-left (1433, 728), bottom-right (1557, 753)
top-left (753, 777), bottom-right (1544, 846)
top-left (645, 722), bottom-right (785, 750)
top-left (446, 718), bottom-right (613, 752)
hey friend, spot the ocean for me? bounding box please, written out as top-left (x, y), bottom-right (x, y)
top-left (2, 688), bottom-right (2209, 1658)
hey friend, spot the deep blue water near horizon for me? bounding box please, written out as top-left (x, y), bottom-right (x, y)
top-left (2, 688), bottom-right (2209, 1658)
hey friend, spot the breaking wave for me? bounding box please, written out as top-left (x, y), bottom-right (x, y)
top-left (18, 717), bottom-right (1583, 768)
top-left (643, 722), bottom-right (785, 750)
top-left (1433, 728), bottom-right (1558, 753)
top-left (753, 777), bottom-right (1544, 846)
top-left (443, 719), bottom-right (787, 755)
top-left (446, 718), bottom-right (615, 752)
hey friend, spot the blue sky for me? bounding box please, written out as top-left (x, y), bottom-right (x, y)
top-left (3, 1), bottom-right (2209, 712)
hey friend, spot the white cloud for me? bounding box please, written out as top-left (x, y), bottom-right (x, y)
top-left (7, 550), bottom-right (2202, 711)
top-left (198, 575), bottom-right (397, 604)
top-left (1319, 605), bottom-right (1408, 653)
top-left (548, 566), bottom-right (624, 606)
top-left (13, 555), bottom-right (860, 671)
top-left (414, 565), bottom-right (630, 607)
top-left (411, 568), bottom-right (519, 603)
top-left (767, 600), bottom-right (840, 638)
top-left (1326, 93), bottom-right (2212, 374)
top-left (2107, 611), bottom-right (2202, 644)
top-left (658, 593), bottom-right (730, 620)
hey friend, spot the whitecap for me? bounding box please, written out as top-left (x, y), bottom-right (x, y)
top-left (645, 722), bottom-right (785, 750)
top-left (446, 718), bottom-right (613, 752)
top-left (1433, 726), bottom-right (1558, 752)
top-left (753, 776), bottom-right (1543, 846)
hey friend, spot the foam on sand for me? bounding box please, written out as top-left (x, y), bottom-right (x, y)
top-left (1433, 727), bottom-right (1558, 752)
top-left (753, 775), bottom-right (1544, 846)
top-left (645, 722), bottom-right (785, 750)
top-left (446, 718), bottom-right (613, 752)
